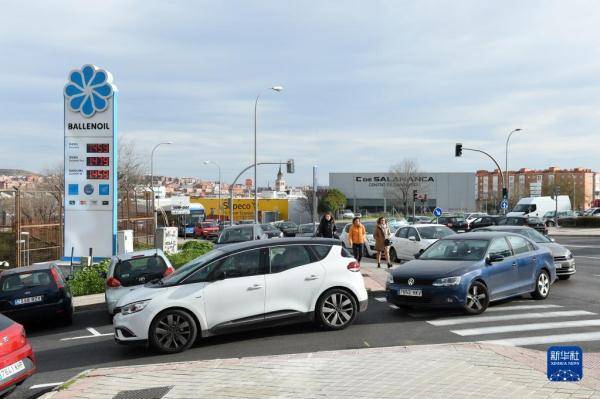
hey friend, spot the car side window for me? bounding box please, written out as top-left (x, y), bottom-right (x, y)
top-left (488, 238), bottom-right (512, 258)
top-left (311, 245), bottom-right (332, 260)
top-left (396, 227), bottom-right (407, 238)
top-left (186, 260), bottom-right (221, 284)
top-left (507, 236), bottom-right (531, 255)
top-left (270, 245), bottom-right (313, 273)
top-left (408, 228), bottom-right (419, 240)
top-left (212, 249), bottom-right (265, 279)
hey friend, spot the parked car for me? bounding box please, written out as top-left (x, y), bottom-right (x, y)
top-left (389, 224), bottom-right (454, 262)
top-left (261, 223), bottom-right (284, 239)
top-left (386, 232), bottom-right (556, 314)
top-left (465, 212), bottom-right (488, 225)
top-left (341, 209), bottom-right (355, 219)
top-left (275, 221), bottom-right (299, 237)
top-left (113, 238), bottom-right (368, 353)
top-left (388, 218), bottom-right (409, 233)
top-left (297, 223), bottom-right (318, 237)
top-left (583, 207), bottom-right (600, 217)
top-left (542, 210), bottom-right (578, 227)
top-left (338, 222), bottom-right (376, 257)
top-left (472, 225), bottom-right (575, 280)
top-left (105, 249), bottom-right (174, 315)
top-left (497, 216), bottom-right (548, 234)
top-left (193, 221), bottom-right (220, 240)
top-left (215, 224), bottom-right (267, 247)
top-left (0, 314), bottom-right (35, 397)
top-left (437, 216), bottom-right (469, 232)
top-left (407, 216), bottom-right (433, 224)
top-left (237, 220), bottom-right (255, 225)
top-left (334, 222), bottom-right (349, 238)
top-left (507, 196), bottom-right (571, 218)
top-left (0, 264), bottom-right (73, 324)
top-left (468, 215), bottom-right (502, 230)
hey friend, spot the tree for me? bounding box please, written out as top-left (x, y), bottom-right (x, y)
top-left (118, 137), bottom-right (147, 192)
top-left (385, 159), bottom-right (421, 216)
top-left (318, 189), bottom-right (346, 215)
top-left (542, 178), bottom-right (585, 211)
top-left (299, 188), bottom-right (316, 221)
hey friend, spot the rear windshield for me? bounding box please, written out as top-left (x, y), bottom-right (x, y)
top-left (201, 222), bottom-right (216, 228)
top-left (218, 226), bottom-right (254, 243)
top-left (114, 256), bottom-right (168, 287)
top-left (299, 225), bottom-right (315, 233)
top-left (418, 226), bottom-right (454, 240)
top-left (0, 271), bottom-right (55, 292)
top-left (363, 223), bottom-right (376, 234)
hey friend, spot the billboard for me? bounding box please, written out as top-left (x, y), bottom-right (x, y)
top-left (191, 198), bottom-right (289, 221)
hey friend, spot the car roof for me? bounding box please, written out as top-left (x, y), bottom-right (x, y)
top-left (216, 237), bottom-right (340, 253)
top-left (223, 224), bottom-right (256, 230)
top-left (444, 231), bottom-right (521, 240)
top-left (1, 263), bottom-right (54, 275)
top-left (475, 225), bottom-right (531, 231)
top-left (115, 249), bottom-right (166, 261)
top-left (406, 223), bottom-right (444, 228)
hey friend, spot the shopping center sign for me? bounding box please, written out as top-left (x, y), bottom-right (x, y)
top-left (63, 65), bottom-right (117, 259)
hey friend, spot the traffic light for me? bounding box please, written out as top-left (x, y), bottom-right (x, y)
top-left (455, 143), bottom-right (463, 157)
top-left (286, 159), bottom-right (295, 174)
top-left (502, 187), bottom-right (508, 200)
top-left (413, 189), bottom-right (418, 200)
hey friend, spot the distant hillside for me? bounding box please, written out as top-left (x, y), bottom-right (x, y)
top-left (0, 169), bottom-right (39, 176)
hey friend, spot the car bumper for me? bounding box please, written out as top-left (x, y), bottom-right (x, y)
top-left (113, 310), bottom-right (151, 344)
top-left (386, 283), bottom-right (466, 308)
top-left (0, 344), bottom-right (35, 395)
top-left (554, 258), bottom-right (576, 276)
top-left (359, 299), bottom-right (368, 312)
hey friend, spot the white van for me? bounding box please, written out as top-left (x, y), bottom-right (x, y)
top-left (507, 196), bottom-right (571, 218)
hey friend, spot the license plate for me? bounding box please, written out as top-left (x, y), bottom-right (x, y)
top-left (0, 360), bottom-right (25, 380)
top-left (14, 296), bottom-right (43, 305)
top-left (398, 289), bottom-right (422, 297)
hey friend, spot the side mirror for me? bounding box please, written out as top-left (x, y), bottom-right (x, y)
top-left (414, 249), bottom-right (425, 259)
top-left (487, 254), bottom-right (504, 264)
top-left (408, 236), bottom-right (416, 241)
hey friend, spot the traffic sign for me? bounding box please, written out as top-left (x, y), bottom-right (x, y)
top-left (433, 207), bottom-right (443, 217)
top-left (500, 200), bottom-right (509, 209)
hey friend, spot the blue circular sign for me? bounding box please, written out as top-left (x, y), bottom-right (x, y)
top-left (500, 200), bottom-right (509, 209)
top-left (84, 184), bottom-right (94, 195)
top-left (433, 207), bottom-right (443, 217)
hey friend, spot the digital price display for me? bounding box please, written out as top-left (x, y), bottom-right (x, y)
top-left (86, 170), bottom-right (110, 180)
top-left (86, 157), bottom-right (110, 166)
top-left (86, 143), bottom-right (110, 153)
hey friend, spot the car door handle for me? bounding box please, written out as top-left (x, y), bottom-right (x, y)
top-left (532, 257), bottom-right (537, 263)
top-left (247, 284), bottom-right (263, 290)
top-left (512, 262), bottom-right (518, 268)
top-left (305, 274), bottom-right (319, 281)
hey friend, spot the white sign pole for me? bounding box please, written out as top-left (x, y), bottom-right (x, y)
top-left (63, 65), bottom-right (118, 261)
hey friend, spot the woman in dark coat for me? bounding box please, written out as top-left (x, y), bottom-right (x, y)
top-left (317, 212), bottom-right (337, 238)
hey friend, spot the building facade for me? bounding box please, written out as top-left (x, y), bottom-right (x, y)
top-left (476, 167), bottom-right (599, 211)
top-left (329, 172), bottom-right (476, 213)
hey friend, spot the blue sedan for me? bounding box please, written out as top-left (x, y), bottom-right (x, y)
top-left (386, 232), bottom-right (556, 314)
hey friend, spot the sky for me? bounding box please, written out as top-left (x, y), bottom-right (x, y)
top-left (2, 1), bottom-right (600, 187)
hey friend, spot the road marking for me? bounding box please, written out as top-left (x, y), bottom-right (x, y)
top-left (427, 310), bottom-right (596, 326)
top-left (565, 245), bottom-right (600, 249)
top-left (576, 256), bottom-right (600, 260)
top-left (389, 304), bottom-right (399, 310)
top-left (30, 382), bottom-right (64, 389)
top-left (481, 331), bottom-right (600, 347)
top-left (487, 304), bottom-right (563, 312)
top-left (60, 327), bottom-right (114, 341)
top-left (452, 319), bottom-right (600, 336)
top-left (87, 327), bottom-right (102, 336)
top-left (363, 340), bottom-right (370, 347)
top-left (374, 297), bottom-right (387, 302)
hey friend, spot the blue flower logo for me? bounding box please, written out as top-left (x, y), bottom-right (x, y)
top-left (64, 64), bottom-right (115, 118)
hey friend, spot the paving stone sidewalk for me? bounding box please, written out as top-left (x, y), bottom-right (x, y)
top-left (43, 343), bottom-right (600, 399)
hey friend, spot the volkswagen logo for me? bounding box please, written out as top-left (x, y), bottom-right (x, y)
top-left (408, 278), bottom-right (415, 286)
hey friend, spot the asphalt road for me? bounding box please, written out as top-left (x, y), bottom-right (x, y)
top-left (11, 235), bottom-right (600, 399)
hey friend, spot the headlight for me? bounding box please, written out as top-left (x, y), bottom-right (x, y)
top-left (121, 300), bottom-right (150, 315)
top-left (432, 276), bottom-right (462, 286)
top-left (387, 273), bottom-right (394, 284)
top-left (566, 250), bottom-right (573, 260)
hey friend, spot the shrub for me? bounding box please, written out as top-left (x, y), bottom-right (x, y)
top-left (167, 241), bottom-right (213, 269)
top-left (68, 259), bottom-right (109, 297)
top-left (181, 240), bottom-right (213, 252)
top-left (133, 241), bottom-right (154, 251)
top-left (559, 217), bottom-right (600, 228)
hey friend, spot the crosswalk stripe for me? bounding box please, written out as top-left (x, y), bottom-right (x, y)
top-left (427, 310), bottom-right (596, 326)
top-left (374, 297), bottom-right (387, 302)
top-left (481, 331), bottom-right (600, 346)
top-left (487, 304), bottom-right (562, 312)
top-left (452, 319), bottom-right (600, 336)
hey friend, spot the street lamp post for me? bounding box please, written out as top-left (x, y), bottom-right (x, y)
top-left (150, 142), bottom-right (173, 231)
top-left (254, 86), bottom-right (283, 223)
top-left (504, 128), bottom-right (523, 206)
top-left (204, 160), bottom-right (222, 222)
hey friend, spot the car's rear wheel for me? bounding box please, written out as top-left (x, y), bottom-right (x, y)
top-left (149, 309), bottom-right (198, 353)
top-left (316, 289), bottom-right (357, 330)
top-left (558, 275), bottom-right (571, 281)
top-left (389, 247), bottom-right (398, 263)
top-left (464, 281), bottom-right (489, 315)
top-left (532, 270), bottom-right (551, 299)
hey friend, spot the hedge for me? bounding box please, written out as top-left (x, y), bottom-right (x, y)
top-left (166, 240), bottom-right (213, 268)
top-left (556, 217), bottom-right (600, 228)
top-left (69, 260), bottom-right (109, 297)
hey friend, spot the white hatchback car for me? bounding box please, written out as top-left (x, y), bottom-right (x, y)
top-left (389, 224), bottom-right (454, 262)
top-left (113, 238), bottom-right (368, 353)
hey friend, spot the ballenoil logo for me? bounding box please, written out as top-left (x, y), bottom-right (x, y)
top-left (64, 64), bottom-right (115, 117)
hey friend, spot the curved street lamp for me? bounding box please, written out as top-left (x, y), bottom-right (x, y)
top-left (504, 128), bottom-right (523, 205)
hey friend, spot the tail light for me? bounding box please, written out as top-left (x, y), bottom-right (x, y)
top-left (107, 277), bottom-right (121, 288)
top-left (164, 266), bottom-right (174, 277)
top-left (347, 261), bottom-right (360, 272)
top-left (50, 268), bottom-right (64, 289)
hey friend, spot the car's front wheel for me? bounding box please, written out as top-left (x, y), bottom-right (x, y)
top-left (316, 289), bottom-right (357, 330)
top-left (149, 309), bottom-right (198, 353)
top-left (532, 270), bottom-right (551, 299)
top-left (464, 281), bottom-right (489, 315)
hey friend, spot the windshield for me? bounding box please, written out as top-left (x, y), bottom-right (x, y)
top-left (498, 217), bottom-right (523, 226)
top-left (159, 249), bottom-right (223, 286)
top-left (513, 204), bottom-right (536, 213)
top-left (299, 224), bottom-right (315, 233)
top-left (261, 224), bottom-right (277, 231)
top-left (363, 223), bottom-right (376, 234)
top-left (420, 239), bottom-right (489, 261)
top-left (418, 226), bottom-right (454, 240)
top-left (280, 222), bottom-right (296, 229)
top-left (218, 226), bottom-right (254, 243)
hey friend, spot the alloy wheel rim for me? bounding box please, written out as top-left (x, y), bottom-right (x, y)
top-left (322, 293), bottom-right (354, 326)
top-left (466, 284), bottom-right (487, 311)
top-left (538, 273), bottom-right (549, 296)
top-left (155, 313), bottom-right (192, 350)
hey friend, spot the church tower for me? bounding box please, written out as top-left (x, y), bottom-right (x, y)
top-left (275, 166), bottom-right (286, 192)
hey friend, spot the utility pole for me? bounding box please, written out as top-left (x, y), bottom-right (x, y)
top-left (312, 165), bottom-right (318, 224)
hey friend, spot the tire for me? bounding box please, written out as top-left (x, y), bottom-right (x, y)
top-left (149, 309), bottom-right (198, 354)
top-left (464, 281), bottom-right (489, 315)
top-left (315, 288), bottom-right (357, 331)
top-left (532, 270), bottom-right (551, 300)
top-left (389, 247), bottom-right (398, 263)
top-left (558, 275), bottom-right (571, 281)
top-left (547, 221), bottom-right (555, 227)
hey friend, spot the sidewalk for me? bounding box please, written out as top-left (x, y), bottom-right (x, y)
top-left (73, 293), bottom-right (105, 309)
top-left (548, 227), bottom-right (600, 236)
top-left (43, 343), bottom-right (600, 399)
top-left (360, 259), bottom-right (390, 293)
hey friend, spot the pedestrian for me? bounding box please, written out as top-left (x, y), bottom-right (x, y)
top-left (348, 217), bottom-right (366, 264)
top-left (374, 217), bottom-right (393, 268)
top-left (317, 212), bottom-right (337, 238)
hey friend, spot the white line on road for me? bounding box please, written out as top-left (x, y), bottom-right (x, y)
top-left (30, 382), bottom-right (64, 389)
top-left (565, 245), bottom-right (600, 249)
top-left (87, 327), bottom-right (102, 336)
top-left (487, 304), bottom-right (563, 312)
top-left (427, 310), bottom-right (596, 326)
top-left (576, 256), bottom-right (600, 260)
top-left (60, 327), bottom-right (114, 341)
top-left (480, 331), bottom-right (600, 347)
top-left (389, 304), bottom-right (399, 310)
top-left (452, 319), bottom-right (600, 336)
top-left (374, 297), bottom-right (387, 302)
